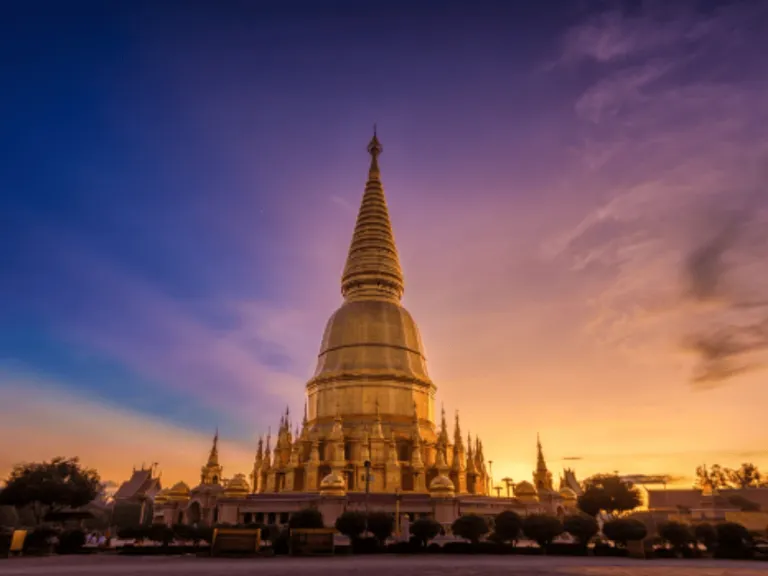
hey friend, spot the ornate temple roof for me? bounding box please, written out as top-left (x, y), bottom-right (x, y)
top-left (223, 473), bottom-right (250, 497)
top-left (113, 467), bottom-right (160, 501)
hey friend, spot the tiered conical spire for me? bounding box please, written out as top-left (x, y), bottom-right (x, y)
top-left (536, 433), bottom-right (547, 471)
top-left (454, 410), bottom-right (464, 449)
top-left (341, 128), bottom-right (404, 302)
top-left (207, 428), bottom-right (219, 466)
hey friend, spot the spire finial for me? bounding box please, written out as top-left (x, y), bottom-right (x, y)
top-left (342, 130), bottom-right (403, 302)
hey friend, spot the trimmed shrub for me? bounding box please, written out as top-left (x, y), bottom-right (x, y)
top-left (410, 517), bottom-right (441, 548)
top-left (658, 521), bottom-right (693, 552)
top-left (563, 515), bottom-right (598, 545)
top-left (715, 522), bottom-right (752, 558)
top-left (335, 511), bottom-right (366, 541)
top-left (493, 511), bottom-right (522, 543)
top-left (694, 522), bottom-right (717, 550)
top-left (522, 513), bottom-right (563, 549)
top-left (451, 514), bottom-right (489, 544)
top-left (602, 518), bottom-right (647, 547)
top-left (288, 508), bottom-right (324, 530)
top-left (367, 511), bottom-right (394, 545)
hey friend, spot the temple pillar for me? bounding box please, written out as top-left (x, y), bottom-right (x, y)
top-left (432, 497), bottom-right (458, 525)
top-left (219, 503), bottom-right (237, 525)
top-left (317, 496), bottom-right (346, 527)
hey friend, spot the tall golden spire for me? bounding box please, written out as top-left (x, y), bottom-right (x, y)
top-left (341, 127), bottom-right (404, 303)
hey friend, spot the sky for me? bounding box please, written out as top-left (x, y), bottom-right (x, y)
top-left (1, 0), bottom-right (767, 491)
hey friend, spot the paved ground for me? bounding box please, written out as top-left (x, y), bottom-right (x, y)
top-left (0, 556), bottom-right (766, 576)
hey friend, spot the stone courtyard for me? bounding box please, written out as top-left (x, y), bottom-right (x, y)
top-left (0, 556), bottom-right (765, 576)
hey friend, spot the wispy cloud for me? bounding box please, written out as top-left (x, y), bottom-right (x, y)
top-left (546, 1), bottom-right (768, 387)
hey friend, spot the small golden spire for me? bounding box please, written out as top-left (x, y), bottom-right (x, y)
top-left (341, 128), bottom-right (404, 302)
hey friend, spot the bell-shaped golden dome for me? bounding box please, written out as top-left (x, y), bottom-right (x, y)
top-left (514, 481), bottom-right (537, 496)
top-left (319, 471), bottom-right (347, 496)
top-left (429, 474), bottom-right (455, 497)
top-left (224, 473), bottom-right (250, 497)
top-left (167, 481), bottom-right (191, 501)
top-left (559, 486), bottom-right (578, 501)
top-left (310, 301), bottom-right (432, 386)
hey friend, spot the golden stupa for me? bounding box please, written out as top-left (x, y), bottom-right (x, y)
top-left (248, 130), bottom-right (491, 496)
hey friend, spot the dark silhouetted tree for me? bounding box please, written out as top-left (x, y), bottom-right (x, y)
top-left (695, 464), bottom-right (729, 490)
top-left (563, 515), bottom-right (599, 545)
top-left (726, 463), bottom-right (763, 488)
top-left (522, 514), bottom-right (563, 550)
top-left (451, 514), bottom-right (489, 544)
top-left (602, 518), bottom-right (647, 547)
top-left (366, 512), bottom-right (394, 546)
top-left (0, 506), bottom-right (19, 529)
top-left (493, 510), bottom-right (522, 543)
top-left (0, 457), bottom-right (101, 525)
top-left (694, 522), bottom-right (717, 550)
top-left (577, 475), bottom-right (641, 517)
top-left (658, 521), bottom-right (693, 552)
top-left (288, 508), bottom-right (324, 529)
top-left (334, 511), bottom-right (366, 541)
top-left (410, 517), bottom-right (441, 548)
top-left (716, 522), bottom-right (750, 550)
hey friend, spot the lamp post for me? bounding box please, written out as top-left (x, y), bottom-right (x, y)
top-left (488, 460), bottom-right (494, 496)
top-left (501, 477), bottom-right (514, 499)
top-left (363, 460), bottom-right (371, 536)
top-left (394, 488), bottom-right (401, 537)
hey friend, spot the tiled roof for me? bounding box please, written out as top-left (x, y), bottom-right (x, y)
top-left (113, 469), bottom-right (159, 500)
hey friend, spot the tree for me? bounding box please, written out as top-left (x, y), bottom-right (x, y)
top-left (0, 457), bottom-right (101, 525)
top-left (577, 475), bottom-right (641, 517)
top-left (563, 515), bottom-right (599, 545)
top-left (366, 512), bottom-right (394, 546)
top-left (726, 463), bottom-right (763, 488)
top-left (658, 521), bottom-right (693, 552)
top-left (410, 517), bottom-right (441, 548)
top-left (522, 514), bottom-right (563, 550)
top-left (493, 510), bottom-right (522, 543)
top-left (451, 514), bottom-right (489, 544)
top-left (334, 511), bottom-right (366, 541)
top-left (0, 506), bottom-right (19, 529)
top-left (716, 522), bottom-right (750, 550)
top-left (695, 464), bottom-right (731, 491)
top-left (576, 491), bottom-right (602, 517)
top-left (694, 523), bottom-right (717, 550)
top-left (602, 518), bottom-right (647, 547)
top-left (288, 508), bottom-right (324, 529)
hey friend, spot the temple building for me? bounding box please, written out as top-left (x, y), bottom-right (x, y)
top-left (153, 132), bottom-right (581, 528)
